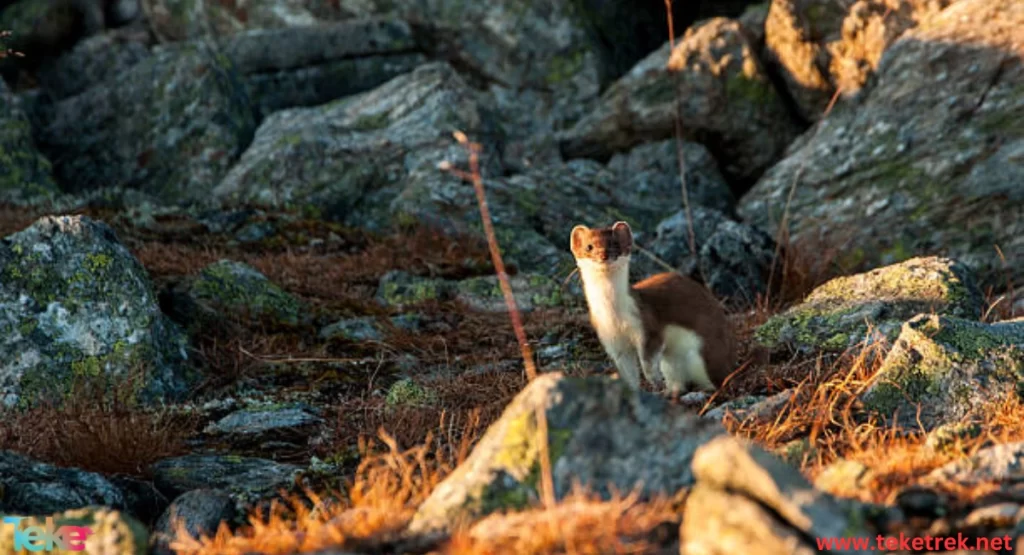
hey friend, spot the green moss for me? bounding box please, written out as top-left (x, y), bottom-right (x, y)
top-left (724, 73), bottom-right (775, 105)
top-left (385, 378), bottom-right (437, 407)
top-left (350, 112), bottom-right (391, 131)
top-left (192, 260), bottom-right (302, 326)
top-left (545, 49), bottom-right (586, 85)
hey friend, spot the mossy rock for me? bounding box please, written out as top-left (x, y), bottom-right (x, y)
top-left (375, 270), bottom-right (456, 308)
top-left (859, 314), bottom-right (1024, 431)
top-left (0, 215), bottom-right (193, 408)
top-left (408, 373), bottom-right (726, 534)
top-left (187, 259), bottom-right (304, 328)
top-left (0, 81), bottom-right (60, 205)
top-left (755, 256), bottom-right (984, 355)
top-left (454, 274), bottom-right (564, 313)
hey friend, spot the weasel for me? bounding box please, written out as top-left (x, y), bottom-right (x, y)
top-left (570, 221), bottom-right (736, 396)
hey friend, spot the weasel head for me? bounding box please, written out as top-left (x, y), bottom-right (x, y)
top-left (570, 221), bottom-right (633, 276)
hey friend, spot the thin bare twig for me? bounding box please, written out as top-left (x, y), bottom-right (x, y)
top-left (442, 131), bottom-right (555, 509)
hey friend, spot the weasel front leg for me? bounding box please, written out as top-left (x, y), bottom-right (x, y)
top-left (604, 340), bottom-right (642, 392)
top-left (640, 339), bottom-right (665, 388)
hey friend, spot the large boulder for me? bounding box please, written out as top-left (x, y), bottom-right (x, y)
top-left (33, 40), bottom-right (257, 204)
top-left (146, 0), bottom-right (347, 41)
top-left (0, 215), bottom-right (193, 408)
top-left (35, 31), bottom-right (152, 101)
top-left (407, 373), bottom-right (727, 534)
top-left (860, 314), bottom-right (1024, 431)
top-left (558, 17), bottom-right (803, 187)
top-left (681, 435), bottom-right (872, 555)
top-left (0, 80), bottom-right (59, 206)
top-left (0, 450), bottom-right (126, 515)
top-left (739, 0), bottom-right (1024, 292)
top-left (763, 0), bottom-right (955, 121)
top-left (213, 62), bottom-right (498, 230)
top-left (755, 256), bottom-right (984, 356)
top-left (219, 19), bottom-right (428, 118)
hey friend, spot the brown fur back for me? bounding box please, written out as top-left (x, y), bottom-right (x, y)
top-left (630, 272), bottom-right (736, 387)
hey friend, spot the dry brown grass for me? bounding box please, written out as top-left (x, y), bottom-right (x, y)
top-left (0, 377), bottom-right (197, 476)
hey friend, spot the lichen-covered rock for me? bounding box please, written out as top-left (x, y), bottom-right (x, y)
top-left (202, 404), bottom-right (324, 448)
top-left (152, 489), bottom-right (240, 555)
top-left (455, 274), bottom-right (564, 313)
top-left (605, 139), bottom-right (736, 216)
top-left (631, 205), bottom-right (777, 306)
top-left (220, 20), bottom-right (428, 118)
top-left (319, 316), bottom-right (384, 342)
top-left (755, 257), bottom-right (984, 355)
top-left (407, 372), bottom-right (726, 534)
top-left (763, 0), bottom-right (953, 121)
top-left (0, 450), bottom-right (126, 515)
top-left (213, 62), bottom-right (496, 229)
top-left (0, 215), bottom-right (192, 408)
top-left (859, 314), bottom-right (1024, 431)
top-left (739, 0), bottom-right (1024, 291)
top-left (0, 506), bottom-right (149, 555)
top-left (176, 259), bottom-right (304, 329)
top-left (149, 454), bottom-right (303, 506)
top-left (35, 31), bottom-right (152, 101)
top-left (681, 435), bottom-right (872, 555)
top-left (375, 270), bottom-right (457, 308)
top-left (558, 17), bottom-right (803, 186)
top-left (33, 40), bottom-right (256, 204)
top-left (925, 441), bottom-right (1024, 487)
top-left (0, 80), bottom-right (59, 206)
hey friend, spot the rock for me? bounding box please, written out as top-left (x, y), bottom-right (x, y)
top-left (0, 506), bottom-right (149, 555)
top-left (0, 80), bottom-right (59, 206)
top-left (150, 454), bottom-right (303, 506)
top-left (739, 0), bottom-right (1024, 291)
top-left (763, 0), bottom-right (952, 121)
top-left (0, 450), bottom-right (126, 515)
top-left (0, 215), bottom-right (193, 408)
top-left (407, 372), bottom-right (727, 534)
top-left (221, 19), bottom-right (428, 118)
top-left (963, 502), bottom-right (1020, 529)
top-left (631, 205), bottom-right (777, 306)
top-left (152, 489), bottom-right (240, 555)
top-left (108, 475), bottom-right (170, 526)
top-left (33, 40), bottom-right (256, 204)
top-left (755, 256), bottom-right (984, 355)
top-left (147, 0), bottom-right (347, 41)
top-left (213, 62), bottom-right (497, 231)
top-left (454, 274), bottom-right (564, 313)
top-left (559, 17), bottom-right (802, 187)
top-left (894, 485), bottom-right (945, 519)
top-left (924, 421), bottom-right (984, 454)
top-left (702, 390), bottom-right (793, 425)
top-left (169, 259), bottom-right (304, 330)
top-left (202, 405), bottom-right (324, 448)
top-left (926, 442), bottom-right (1024, 487)
top-left (681, 434), bottom-right (871, 555)
top-left (35, 31), bottom-right (152, 100)
top-left (605, 139), bottom-right (736, 216)
top-left (375, 270), bottom-right (457, 308)
top-left (319, 316), bottom-right (384, 342)
top-left (859, 314), bottom-right (1024, 431)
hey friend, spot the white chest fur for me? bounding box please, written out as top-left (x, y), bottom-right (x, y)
top-left (576, 258), bottom-right (644, 351)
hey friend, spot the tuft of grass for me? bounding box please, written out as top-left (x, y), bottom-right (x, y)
top-left (0, 376), bottom-right (197, 476)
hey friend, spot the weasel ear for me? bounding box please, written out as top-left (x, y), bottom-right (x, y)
top-left (570, 225), bottom-right (588, 252)
top-left (611, 221), bottom-right (633, 249)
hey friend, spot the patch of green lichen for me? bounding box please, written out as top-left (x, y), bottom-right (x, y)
top-left (724, 73), bottom-right (776, 105)
top-left (545, 49), bottom-right (587, 85)
top-left (378, 275), bottom-right (451, 306)
top-left (385, 378), bottom-right (437, 407)
top-left (753, 302), bottom-right (860, 352)
top-left (635, 75), bottom-right (676, 106)
top-left (350, 111), bottom-right (391, 131)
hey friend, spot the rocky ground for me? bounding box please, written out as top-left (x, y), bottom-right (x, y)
top-left (0, 0), bottom-right (1021, 554)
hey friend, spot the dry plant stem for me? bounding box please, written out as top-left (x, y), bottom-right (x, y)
top-left (449, 131), bottom-right (555, 510)
top-left (766, 86), bottom-right (843, 305)
top-left (663, 0), bottom-right (701, 284)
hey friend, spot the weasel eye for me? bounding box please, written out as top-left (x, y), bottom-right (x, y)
top-left (586, 244), bottom-right (593, 252)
